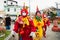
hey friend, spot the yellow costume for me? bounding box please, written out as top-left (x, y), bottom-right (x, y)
top-left (33, 17), bottom-right (44, 40)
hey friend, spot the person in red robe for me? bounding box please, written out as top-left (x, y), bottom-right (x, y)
top-left (13, 6), bottom-right (36, 40)
top-left (42, 12), bottom-right (50, 38)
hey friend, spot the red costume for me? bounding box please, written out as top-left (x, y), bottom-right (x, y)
top-left (13, 7), bottom-right (36, 40)
top-left (42, 13), bottom-right (50, 38)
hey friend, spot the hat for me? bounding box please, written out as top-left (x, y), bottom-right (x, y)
top-left (21, 2), bottom-right (28, 15)
top-left (36, 6), bottom-right (39, 12)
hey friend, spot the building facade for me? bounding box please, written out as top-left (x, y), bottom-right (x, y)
top-left (4, 0), bottom-right (22, 15)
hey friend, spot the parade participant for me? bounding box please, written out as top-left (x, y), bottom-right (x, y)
top-left (13, 4), bottom-right (36, 40)
top-left (33, 9), bottom-right (44, 40)
top-left (42, 11), bottom-right (50, 38)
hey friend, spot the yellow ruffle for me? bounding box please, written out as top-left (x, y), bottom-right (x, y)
top-left (33, 18), bottom-right (44, 39)
top-left (22, 17), bottom-right (29, 26)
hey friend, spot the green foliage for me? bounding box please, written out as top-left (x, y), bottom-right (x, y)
top-left (0, 31), bottom-right (11, 40)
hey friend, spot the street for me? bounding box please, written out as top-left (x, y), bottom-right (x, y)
top-left (9, 23), bottom-right (60, 40)
top-left (0, 0), bottom-right (60, 40)
top-left (42, 23), bottom-right (60, 40)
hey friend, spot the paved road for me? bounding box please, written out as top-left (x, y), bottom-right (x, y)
top-left (42, 23), bottom-right (60, 40)
top-left (9, 23), bottom-right (60, 40)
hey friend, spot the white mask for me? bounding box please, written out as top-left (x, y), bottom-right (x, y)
top-left (44, 15), bottom-right (46, 17)
top-left (22, 12), bottom-right (26, 16)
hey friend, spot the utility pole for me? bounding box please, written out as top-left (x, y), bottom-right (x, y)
top-left (55, 2), bottom-right (58, 9)
top-left (29, 0), bottom-right (30, 16)
top-left (55, 2), bottom-right (60, 9)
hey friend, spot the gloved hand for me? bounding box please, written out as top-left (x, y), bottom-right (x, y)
top-left (11, 31), bottom-right (16, 37)
top-left (29, 32), bottom-right (36, 38)
top-left (43, 28), bottom-right (45, 31)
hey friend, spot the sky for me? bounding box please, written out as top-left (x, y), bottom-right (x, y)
top-left (14, 0), bottom-right (60, 12)
top-left (0, 0), bottom-right (60, 12)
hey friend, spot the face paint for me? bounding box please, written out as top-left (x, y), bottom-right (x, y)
top-left (37, 12), bottom-right (41, 17)
top-left (22, 12), bottom-right (26, 16)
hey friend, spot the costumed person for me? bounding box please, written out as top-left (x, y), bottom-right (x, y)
top-left (13, 3), bottom-right (36, 40)
top-left (33, 6), bottom-right (44, 40)
top-left (42, 11), bottom-right (50, 38)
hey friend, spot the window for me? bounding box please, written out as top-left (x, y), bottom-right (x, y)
top-left (7, 1), bottom-right (11, 5)
top-left (16, 2), bottom-right (17, 4)
top-left (4, 1), bottom-right (6, 3)
top-left (14, 8), bottom-right (16, 12)
top-left (8, 8), bottom-right (10, 12)
top-left (8, 0), bottom-right (13, 1)
top-left (11, 2), bottom-right (13, 5)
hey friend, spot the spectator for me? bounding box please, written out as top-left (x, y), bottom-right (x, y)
top-left (4, 14), bottom-right (11, 30)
